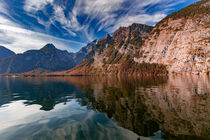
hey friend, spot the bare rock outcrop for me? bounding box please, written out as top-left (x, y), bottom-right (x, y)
top-left (134, 0), bottom-right (210, 75)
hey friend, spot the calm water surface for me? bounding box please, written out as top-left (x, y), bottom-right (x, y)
top-left (0, 75), bottom-right (209, 140)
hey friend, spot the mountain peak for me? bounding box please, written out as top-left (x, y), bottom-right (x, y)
top-left (40, 43), bottom-right (56, 51)
top-left (0, 45), bottom-right (14, 52)
top-left (102, 34), bottom-right (112, 42)
top-left (104, 34), bottom-right (111, 39)
top-left (0, 45), bottom-right (16, 60)
top-left (131, 23), bottom-right (143, 27)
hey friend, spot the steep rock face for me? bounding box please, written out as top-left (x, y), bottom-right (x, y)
top-left (73, 39), bottom-right (98, 64)
top-left (134, 0), bottom-right (210, 75)
top-left (0, 44), bottom-right (76, 74)
top-left (0, 46), bottom-right (15, 60)
top-left (63, 23), bottom-right (167, 75)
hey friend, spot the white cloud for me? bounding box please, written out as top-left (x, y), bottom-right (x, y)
top-left (71, 0), bottom-right (125, 26)
top-left (0, 16), bottom-right (13, 25)
top-left (64, 0), bottom-right (128, 40)
top-left (0, 2), bottom-right (8, 14)
top-left (0, 0), bottom-right (85, 53)
top-left (52, 5), bottom-right (77, 36)
top-left (22, 0), bottom-right (187, 42)
top-left (0, 16), bottom-right (85, 53)
top-left (106, 13), bottom-right (167, 32)
top-left (0, 0), bottom-right (194, 53)
top-left (69, 0), bottom-right (173, 33)
top-left (24, 0), bottom-right (79, 37)
top-left (24, 0), bottom-right (54, 12)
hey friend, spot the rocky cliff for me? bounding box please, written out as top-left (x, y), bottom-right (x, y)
top-left (58, 0), bottom-right (209, 76)
top-left (61, 24), bottom-right (167, 76)
top-left (73, 39), bottom-right (99, 64)
top-left (134, 0), bottom-right (210, 75)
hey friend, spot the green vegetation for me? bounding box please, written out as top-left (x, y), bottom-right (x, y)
top-left (168, 0), bottom-right (209, 20)
top-left (122, 61), bottom-right (168, 75)
top-left (151, 0), bottom-right (209, 40)
top-left (157, 0), bottom-right (210, 26)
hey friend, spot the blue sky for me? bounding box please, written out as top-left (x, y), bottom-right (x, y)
top-left (0, 0), bottom-right (200, 53)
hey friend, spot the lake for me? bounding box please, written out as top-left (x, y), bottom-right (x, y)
top-left (0, 75), bottom-right (209, 140)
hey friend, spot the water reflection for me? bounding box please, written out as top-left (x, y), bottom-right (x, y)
top-left (0, 75), bottom-right (209, 140)
top-left (0, 77), bottom-right (87, 111)
top-left (68, 75), bottom-right (210, 139)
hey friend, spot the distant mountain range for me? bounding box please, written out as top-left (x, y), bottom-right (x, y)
top-left (0, 46), bottom-right (15, 60)
top-left (0, 42), bottom-right (97, 74)
top-left (0, 0), bottom-right (209, 75)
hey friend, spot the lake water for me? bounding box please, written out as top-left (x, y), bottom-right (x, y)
top-left (0, 75), bottom-right (209, 140)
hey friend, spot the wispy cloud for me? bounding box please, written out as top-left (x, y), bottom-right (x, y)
top-left (0, 15), bottom-right (85, 53)
top-left (0, 2), bottom-right (7, 14)
top-left (0, 0), bottom-right (85, 53)
top-left (64, 0), bottom-right (193, 33)
top-left (107, 13), bottom-right (167, 32)
top-left (24, 0), bottom-right (54, 12)
top-left (0, 0), bottom-right (200, 53)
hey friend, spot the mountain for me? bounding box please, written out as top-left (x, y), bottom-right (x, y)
top-left (0, 46), bottom-right (15, 60)
top-left (0, 44), bottom-right (76, 74)
top-left (56, 0), bottom-right (209, 76)
top-left (134, 0), bottom-right (210, 75)
top-left (2, 1), bottom-right (209, 75)
top-left (0, 40), bottom-right (99, 74)
top-left (73, 39), bottom-right (99, 64)
top-left (60, 23), bottom-right (167, 76)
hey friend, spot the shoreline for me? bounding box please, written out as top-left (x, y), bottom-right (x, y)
top-left (0, 72), bottom-right (209, 78)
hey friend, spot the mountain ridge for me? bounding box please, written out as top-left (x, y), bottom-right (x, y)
top-left (0, 46), bottom-right (16, 60)
top-left (134, 0), bottom-right (210, 75)
top-left (51, 0), bottom-right (209, 76)
top-left (0, 0), bottom-right (209, 76)
top-left (54, 23), bottom-right (167, 76)
top-left (0, 41), bottom-right (97, 74)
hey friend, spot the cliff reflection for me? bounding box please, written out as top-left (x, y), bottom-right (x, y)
top-left (69, 75), bottom-right (210, 139)
top-left (0, 75), bottom-right (209, 139)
